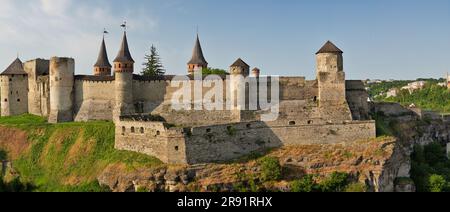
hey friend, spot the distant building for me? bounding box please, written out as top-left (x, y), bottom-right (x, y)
top-left (386, 88), bottom-right (399, 98)
top-left (401, 81), bottom-right (426, 94)
top-left (367, 79), bottom-right (383, 85)
top-left (447, 73), bottom-right (450, 90)
top-left (437, 82), bottom-right (447, 87)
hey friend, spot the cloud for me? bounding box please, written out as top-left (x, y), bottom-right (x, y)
top-left (0, 0), bottom-right (158, 74)
top-left (40, 0), bottom-right (72, 16)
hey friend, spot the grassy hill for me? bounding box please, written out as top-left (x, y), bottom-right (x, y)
top-left (0, 114), bottom-right (163, 192)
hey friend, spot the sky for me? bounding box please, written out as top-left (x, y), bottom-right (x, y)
top-left (0, 0), bottom-right (449, 80)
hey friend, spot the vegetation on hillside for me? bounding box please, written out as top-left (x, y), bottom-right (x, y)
top-left (369, 79), bottom-right (450, 113)
top-left (383, 84), bottom-right (450, 113)
top-left (368, 80), bottom-right (411, 98)
top-left (290, 172), bottom-right (365, 192)
top-left (411, 142), bottom-right (450, 192)
top-left (0, 114), bottom-right (163, 192)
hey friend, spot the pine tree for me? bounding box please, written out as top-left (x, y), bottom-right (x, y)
top-left (141, 45), bottom-right (165, 77)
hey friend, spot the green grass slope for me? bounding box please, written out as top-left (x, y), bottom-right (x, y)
top-left (0, 114), bottom-right (163, 192)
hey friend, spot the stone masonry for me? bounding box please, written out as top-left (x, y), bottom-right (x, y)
top-left (0, 32), bottom-right (377, 164)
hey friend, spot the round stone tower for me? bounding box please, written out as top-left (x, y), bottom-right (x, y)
top-left (113, 31), bottom-right (135, 120)
top-left (316, 41), bottom-right (352, 120)
top-left (251, 67), bottom-right (261, 77)
top-left (229, 58), bottom-right (250, 111)
top-left (48, 57), bottom-right (75, 123)
top-left (0, 58), bottom-right (29, 117)
top-left (93, 36), bottom-right (112, 76)
top-left (0, 74), bottom-right (10, 116)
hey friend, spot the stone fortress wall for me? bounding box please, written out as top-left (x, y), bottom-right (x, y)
top-left (0, 35), bottom-right (377, 165)
top-left (115, 118), bottom-right (375, 164)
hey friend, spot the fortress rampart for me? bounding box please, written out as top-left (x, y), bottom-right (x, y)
top-left (0, 35), bottom-right (377, 164)
top-left (115, 117), bottom-right (375, 164)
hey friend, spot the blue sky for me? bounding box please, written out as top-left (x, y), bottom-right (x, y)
top-left (0, 0), bottom-right (449, 80)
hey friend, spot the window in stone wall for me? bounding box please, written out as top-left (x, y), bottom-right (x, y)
top-left (289, 121), bottom-right (296, 126)
top-left (134, 102), bottom-right (144, 114)
top-left (17, 99), bottom-right (20, 102)
top-left (122, 126), bottom-right (126, 135)
top-left (156, 131), bottom-right (160, 136)
top-left (4, 99), bottom-right (7, 102)
top-left (308, 120), bottom-right (313, 125)
top-left (131, 127), bottom-right (135, 133)
top-left (313, 96), bottom-right (317, 102)
top-left (175, 146), bottom-right (179, 151)
top-left (140, 127), bottom-right (144, 134)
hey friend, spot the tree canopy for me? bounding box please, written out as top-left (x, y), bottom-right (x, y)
top-left (141, 45), bottom-right (165, 77)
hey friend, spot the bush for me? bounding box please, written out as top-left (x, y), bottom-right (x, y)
top-left (411, 142), bottom-right (450, 192)
top-left (202, 67), bottom-right (229, 76)
top-left (344, 183), bottom-right (368, 192)
top-left (0, 177), bottom-right (36, 192)
top-left (0, 149), bottom-right (7, 161)
top-left (136, 186), bottom-right (151, 193)
top-left (319, 172), bottom-right (349, 192)
top-left (259, 157), bottom-right (282, 182)
top-left (291, 175), bottom-right (316, 192)
top-left (428, 175), bottom-right (447, 192)
top-left (424, 143), bottom-right (447, 166)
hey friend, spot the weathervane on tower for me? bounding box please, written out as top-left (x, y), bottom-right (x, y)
top-left (120, 21), bottom-right (127, 32)
top-left (103, 28), bottom-right (109, 38)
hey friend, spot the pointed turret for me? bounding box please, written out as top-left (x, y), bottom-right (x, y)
top-left (187, 34), bottom-right (208, 74)
top-left (1, 58), bottom-right (27, 76)
top-left (114, 31), bottom-right (134, 73)
top-left (316, 41), bottom-right (343, 55)
top-left (114, 32), bottom-right (134, 63)
top-left (94, 37), bottom-right (112, 76)
top-left (230, 58), bottom-right (250, 76)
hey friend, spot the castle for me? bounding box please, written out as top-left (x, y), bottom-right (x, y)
top-left (0, 29), bottom-right (376, 164)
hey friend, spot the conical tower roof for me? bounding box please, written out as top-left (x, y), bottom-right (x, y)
top-left (316, 41), bottom-right (343, 54)
top-left (94, 38), bottom-right (112, 68)
top-left (230, 58), bottom-right (249, 68)
top-left (114, 32), bottom-right (134, 63)
top-left (1, 58), bottom-right (27, 75)
top-left (187, 35), bottom-right (208, 66)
